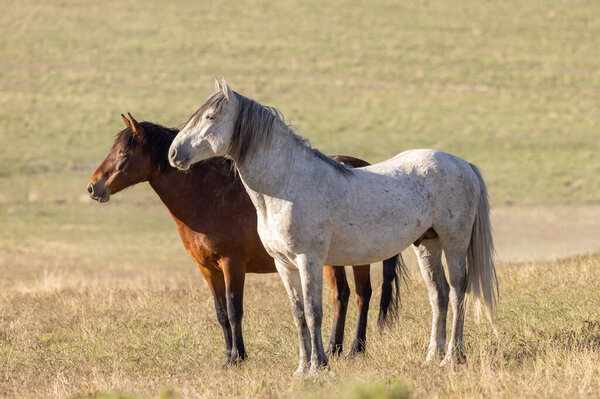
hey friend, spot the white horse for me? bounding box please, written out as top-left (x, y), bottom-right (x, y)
top-left (169, 79), bottom-right (498, 374)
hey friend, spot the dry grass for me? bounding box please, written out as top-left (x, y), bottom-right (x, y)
top-left (2, 251), bottom-right (599, 398)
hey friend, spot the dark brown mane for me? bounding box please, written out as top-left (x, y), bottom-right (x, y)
top-left (113, 121), bottom-right (235, 176)
top-left (113, 122), bottom-right (179, 173)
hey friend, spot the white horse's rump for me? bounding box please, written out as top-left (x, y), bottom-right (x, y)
top-left (169, 79), bottom-right (498, 374)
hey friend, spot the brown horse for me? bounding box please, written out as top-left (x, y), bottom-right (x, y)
top-left (87, 114), bottom-right (402, 365)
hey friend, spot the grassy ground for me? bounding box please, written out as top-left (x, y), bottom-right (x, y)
top-left (2, 0), bottom-right (600, 397)
top-left (1, 184), bottom-right (598, 397)
top-left (1, 242), bottom-right (600, 398)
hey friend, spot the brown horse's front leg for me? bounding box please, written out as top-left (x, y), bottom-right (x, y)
top-left (324, 265), bottom-right (350, 356)
top-left (200, 269), bottom-right (233, 366)
top-left (350, 265), bottom-right (371, 356)
top-left (222, 258), bottom-right (247, 364)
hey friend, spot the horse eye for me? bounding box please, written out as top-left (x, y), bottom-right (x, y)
top-left (205, 113), bottom-right (216, 120)
top-left (115, 153), bottom-right (129, 170)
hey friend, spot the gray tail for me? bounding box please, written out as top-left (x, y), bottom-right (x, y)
top-left (467, 163), bottom-right (499, 327)
top-left (378, 253), bottom-right (408, 330)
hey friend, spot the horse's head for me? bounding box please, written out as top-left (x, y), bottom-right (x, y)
top-left (169, 78), bottom-right (239, 170)
top-left (87, 114), bottom-right (155, 202)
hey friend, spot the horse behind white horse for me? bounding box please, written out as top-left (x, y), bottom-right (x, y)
top-left (169, 79), bottom-right (498, 375)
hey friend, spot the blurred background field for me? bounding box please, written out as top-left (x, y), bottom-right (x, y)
top-left (1, 0), bottom-right (600, 397)
top-left (1, 0), bottom-right (599, 204)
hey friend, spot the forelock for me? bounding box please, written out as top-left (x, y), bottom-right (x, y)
top-left (183, 91), bottom-right (228, 131)
top-left (112, 122), bottom-right (178, 172)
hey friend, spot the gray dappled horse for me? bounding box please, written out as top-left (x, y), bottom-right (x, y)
top-left (169, 79), bottom-right (498, 375)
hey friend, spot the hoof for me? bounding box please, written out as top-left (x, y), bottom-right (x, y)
top-left (293, 366), bottom-right (306, 377)
top-left (309, 358), bottom-right (329, 375)
top-left (223, 353), bottom-right (247, 368)
top-left (440, 351), bottom-right (466, 367)
top-left (293, 360), bottom-right (311, 377)
top-left (424, 348), bottom-right (445, 365)
top-left (326, 344), bottom-right (343, 356)
top-left (349, 342), bottom-right (366, 358)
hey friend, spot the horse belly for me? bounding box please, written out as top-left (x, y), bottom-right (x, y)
top-left (324, 214), bottom-right (425, 266)
top-left (324, 167), bottom-right (432, 265)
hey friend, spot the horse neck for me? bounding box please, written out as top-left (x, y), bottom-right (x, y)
top-left (234, 125), bottom-right (317, 198)
top-left (148, 163), bottom-right (216, 221)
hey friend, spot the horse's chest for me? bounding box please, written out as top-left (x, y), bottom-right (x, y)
top-left (258, 234), bottom-right (295, 265)
top-left (255, 212), bottom-right (300, 263)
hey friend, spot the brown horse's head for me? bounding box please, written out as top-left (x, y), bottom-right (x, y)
top-left (87, 114), bottom-right (176, 202)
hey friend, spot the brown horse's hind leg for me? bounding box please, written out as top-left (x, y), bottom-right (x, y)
top-left (201, 269), bottom-right (233, 366)
top-left (222, 258), bottom-right (247, 364)
top-left (350, 265), bottom-right (372, 356)
top-left (324, 265), bottom-right (350, 356)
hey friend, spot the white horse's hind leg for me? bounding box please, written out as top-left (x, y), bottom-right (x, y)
top-left (440, 247), bottom-right (468, 366)
top-left (297, 253), bottom-right (328, 374)
top-left (274, 260), bottom-right (312, 375)
top-left (414, 239), bottom-right (449, 363)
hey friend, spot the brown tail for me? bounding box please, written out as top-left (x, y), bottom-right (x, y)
top-left (377, 253), bottom-right (408, 330)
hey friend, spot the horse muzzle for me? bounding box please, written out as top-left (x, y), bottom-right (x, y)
top-left (87, 180), bottom-right (110, 203)
top-left (168, 147), bottom-right (192, 170)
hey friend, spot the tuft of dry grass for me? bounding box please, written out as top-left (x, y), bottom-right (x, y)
top-left (1, 253), bottom-right (599, 398)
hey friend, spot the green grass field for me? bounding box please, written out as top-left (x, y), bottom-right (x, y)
top-left (2, 0), bottom-right (599, 204)
top-left (1, 0), bottom-right (600, 397)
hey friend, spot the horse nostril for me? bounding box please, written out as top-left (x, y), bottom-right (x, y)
top-left (169, 147), bottom-right (177, 161)
top-left (87, 184), bottom-right (93, 194)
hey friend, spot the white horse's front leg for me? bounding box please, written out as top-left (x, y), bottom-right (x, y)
top-left (297, 253), bottom-right (328, 374)
top-left (274, 260), bottom-right (312, 375)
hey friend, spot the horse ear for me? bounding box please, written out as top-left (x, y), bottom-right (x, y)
top-left (221, 77), bottom-right (232, 101)
top-left (121, 114), bottom-right (131, 128)
top-left (127, 112), bottom-right (144, 140)
top-left (214, 77), bottom-right (222, 92)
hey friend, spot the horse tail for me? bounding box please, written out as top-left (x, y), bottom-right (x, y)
top-left (466, 163), bottom-right (499, 328)
top-left (377, 253), bottom-right (408, 330)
